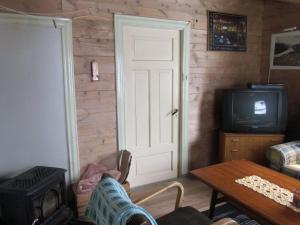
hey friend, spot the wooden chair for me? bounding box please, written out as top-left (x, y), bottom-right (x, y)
top-left (130, 181), bottom-right (237, 225)
top-left (77, 180), bottom-right (237, 225)
top-left (74, 150), bottom-right (132, 216)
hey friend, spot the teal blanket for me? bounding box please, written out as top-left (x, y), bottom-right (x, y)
top-left (85, 177), bottom-right (158, 225)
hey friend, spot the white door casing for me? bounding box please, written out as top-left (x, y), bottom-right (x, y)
top-left (123, 26), bottom-right (180, 186)
top-left (115, 15), bottom-right (191, 186)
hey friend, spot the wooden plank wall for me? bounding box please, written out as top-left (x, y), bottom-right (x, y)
top-left (0, 0), bottom-right (264, 173)
top-left (261, 1), bottom-right (300, 140)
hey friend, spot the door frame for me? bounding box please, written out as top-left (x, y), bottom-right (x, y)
top-left (114, 14), bottom-right (190, 175)
top-left (0, 13), bottom-right (80, 182)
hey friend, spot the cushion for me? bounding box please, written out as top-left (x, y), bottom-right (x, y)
top-left (156, 206), bottom-right (212, 225)
top-left (77, 163), bottom-right (121, 193)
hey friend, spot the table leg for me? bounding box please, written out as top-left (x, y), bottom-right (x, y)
top-left (209, 189), bottom-right (218, 219)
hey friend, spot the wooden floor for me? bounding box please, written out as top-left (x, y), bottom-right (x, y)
top-left (131, 176), bottom-right (212, 219)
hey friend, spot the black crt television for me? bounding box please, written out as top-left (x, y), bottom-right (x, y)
top-left (222, 88), bottom-right (288, 133)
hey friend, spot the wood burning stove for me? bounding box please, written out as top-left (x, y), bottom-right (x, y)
top-left (0, 166), bottom-right (73, 225)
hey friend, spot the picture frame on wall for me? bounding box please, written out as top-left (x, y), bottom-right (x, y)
top-left (270, 30), bottom-right (300, 69)
top-left (208, 11), bottom-right (247, 51)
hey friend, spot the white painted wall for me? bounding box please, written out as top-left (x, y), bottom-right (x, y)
top-left (0, 20), bottom-right (69, 179)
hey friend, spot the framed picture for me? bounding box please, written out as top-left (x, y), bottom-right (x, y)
top-left (208, 11), bottom-right (247, 51)
top-left (270, 30), bottom-right (300, 69)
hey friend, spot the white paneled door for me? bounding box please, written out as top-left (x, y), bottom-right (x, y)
top-left (123, 26), bottom-right (180, 186)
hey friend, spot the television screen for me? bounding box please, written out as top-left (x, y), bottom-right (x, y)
top-left (222, 88), bottom-right (287, 133)
top-left (233, 92), bottom-right (278, 127)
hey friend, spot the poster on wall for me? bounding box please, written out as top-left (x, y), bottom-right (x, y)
top-left (270, 30), bottom-right (300, 69)
top-left (208, 11), bottom-right (247, 51)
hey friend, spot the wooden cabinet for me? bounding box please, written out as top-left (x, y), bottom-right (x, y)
top-left (219, 131), bottom-right (285, 165)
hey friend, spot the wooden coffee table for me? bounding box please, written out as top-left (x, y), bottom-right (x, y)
top-left (191, 160), bottom-right (300, 225)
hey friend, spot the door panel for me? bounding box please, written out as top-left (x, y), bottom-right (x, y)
top-left (159, 70), bottom-right (173, 144)
top-left (134, 70), bottom-right (150, 147)
top-left (123, 26), bottom-right (180, 186)
top-left (132, 37), bottom-right (174, 61)
top-left (137, 152), bottom-right (173, 175)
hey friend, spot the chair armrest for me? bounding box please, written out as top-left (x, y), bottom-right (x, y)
top-left (211, 218), bottom-right (238, 225)
top-left (133, 181), bottom-right (184, 210)
top-left (266, 141), bottom-right (300, 170)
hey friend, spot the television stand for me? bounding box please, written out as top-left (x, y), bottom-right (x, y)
top-left (219, 131), bottom-right (285, 165)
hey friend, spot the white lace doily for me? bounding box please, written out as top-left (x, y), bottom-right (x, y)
top-left (235, 175), bottom-right (300, 212)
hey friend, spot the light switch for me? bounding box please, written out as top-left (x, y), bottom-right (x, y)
top-left (91, 60), bottom-right (100, 81)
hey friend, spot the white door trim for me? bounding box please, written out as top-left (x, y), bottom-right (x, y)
top-left (114, 14), bottom-right (190, 175)
top-left (0, 13), bottom-right (80, 183)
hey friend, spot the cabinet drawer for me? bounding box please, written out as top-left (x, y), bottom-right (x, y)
top-left (228, 137), bottom-right (240, 143)
top-left (225, 137), bottom-right (241, 148)
top-left (226, 147), bottom-right (246, 161)
top-left (266, 137), bottom-right (284, 144)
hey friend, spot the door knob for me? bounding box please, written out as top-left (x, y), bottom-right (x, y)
top-left (172, 109), bottom-right (179, 116)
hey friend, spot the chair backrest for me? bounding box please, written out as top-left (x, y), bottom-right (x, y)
top-left (118, 150), bottom-right (132, 184)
